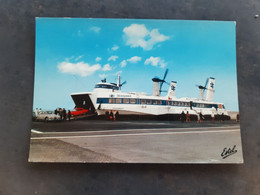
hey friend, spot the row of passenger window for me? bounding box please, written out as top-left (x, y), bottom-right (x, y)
top-left (101, 98), bottom-right (218, 108)
top-left (108, 98), bottom-right (163, 105)
top-left (107, 98), bottom-right (191, 107)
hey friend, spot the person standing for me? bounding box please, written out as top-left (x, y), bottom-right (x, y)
top-left (105, 111), bottom-right (109, 120)
top-left (186, 111), bottom-right (190, 122)
top-left (109, 110), bottom-right (114, 121)
top-left (59, 108), bottom-right (63, 120)
top-left (68, 110), bottom-right (71, 121)
top-left (115, 111), bottom-right (119, 121)
top-left (181, 111), bottom-right (186, 123)
top-left (63, 108), bottom-right (67, 121)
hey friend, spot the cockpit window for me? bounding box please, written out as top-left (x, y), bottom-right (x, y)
top-left (95, 84), bottom-right (119, 90)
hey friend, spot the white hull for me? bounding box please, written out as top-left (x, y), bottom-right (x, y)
top-left (87, 92), bottom-right (228, 117)
top-left (70, 78), bottom-right (230, 120)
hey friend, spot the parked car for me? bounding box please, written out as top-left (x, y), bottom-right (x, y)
top-left (35, 110), bottom-right (59, 121)
top-left (70, 107), bottom-right (88, 117)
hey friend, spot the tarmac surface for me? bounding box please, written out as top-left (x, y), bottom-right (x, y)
top-left (29, 120), bottom-right (243, 163)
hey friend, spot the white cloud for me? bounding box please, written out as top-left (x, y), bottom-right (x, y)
top-left (75, 56), bottom-right (83, 61)
top-left (120, 56), bottom-right (141, 68)
top-left (99, 74), bottom-right (107, 78)
top-left (123, 24), bottom-right (169, 50)
top-left (144, 56), bottom-right (167, 68)
top-left (120, 60), bottom-right (127, 68)
top-left (96, 57), bottom-right (102, 62)
top-left (102, 64), bottom-right (112, 71)
top-left (127, 56), bottom-right (142, 63)
top-left (58, 61), bottom-right (101, 77)
top-left (111, 45), bottom-right (119, 51)
top-left (108, 55), bottom-right (118, 61)
top-left (90, 26), bottom-right (101, 33)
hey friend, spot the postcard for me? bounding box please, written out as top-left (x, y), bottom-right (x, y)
top-left (29, 18), bottom-right (243, 163)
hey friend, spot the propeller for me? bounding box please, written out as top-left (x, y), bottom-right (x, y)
top-left (196, 78), bottom-right (209, 92)
top-left (152, 69), bottom-right (169, 95)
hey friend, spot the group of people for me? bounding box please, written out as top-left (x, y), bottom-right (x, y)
top-left (105, 110), bottom-right (119, 121)
top-left (180, 111), bottom-right (225, 123)
top-left (181, 111), bottom-right (192, 123)
top-left (54, 108), bottom-right (72, 121)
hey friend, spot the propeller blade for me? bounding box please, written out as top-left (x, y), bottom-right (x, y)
top-left (159, 81), bottom-right (164, 91)
top-left (204, 78), bottom-right (209, 90)
top-left (159, 69), bottom-right (169, 92)
top-left (119, 81), bottom-right (127, 87)
top-left (162, 68), bottom-right (169, 81)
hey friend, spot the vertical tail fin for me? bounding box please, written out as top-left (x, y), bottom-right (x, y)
top-left (168, 81), bottom-right (177, 97)
top-left (206, 77), bottom-right (215, 101)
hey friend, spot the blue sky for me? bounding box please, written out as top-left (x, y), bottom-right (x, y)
top-left (34, 18), bottom-right (238, 111)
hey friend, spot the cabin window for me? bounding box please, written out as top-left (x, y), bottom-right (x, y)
top-left (83, 100), bottom-right (85, 105)
top-left (109, 98), bottom-right (116, 104)
top-left (116, 99), bottom-right (122, 104)
top-left (167, 101), bottom-right (171, 105)
top-left (130, 99), bottom-right (136, 104)
top-left (153, 100), bottom-right (157, 105)
top-left (158, 100), bottom-right (162, 105)
top-left (146, 100), bottom-right (151, 104)
top-left (123, 99), bottom-right (130, 104)
top-left (140, 99), bottom-right (146, 104)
